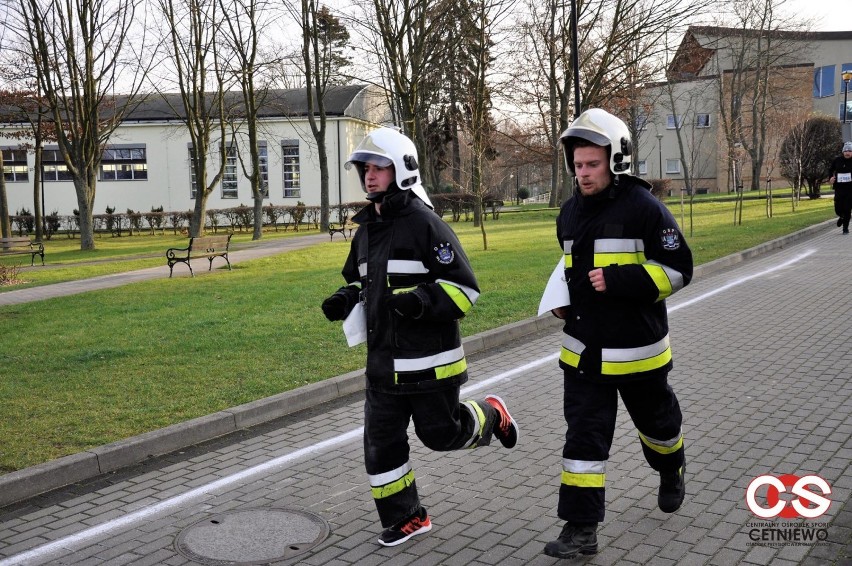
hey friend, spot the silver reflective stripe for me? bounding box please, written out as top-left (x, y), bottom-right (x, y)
top-left (368, 461), bottom-right (412, 487)
top-left (645, 260), bottom-right (684, 292)
top-left (602, 335), bottom-right (669, 363)
top-left (358, 262), bottom-right (367, 278)
top-left (388, 259), bottom-right (429, 274)
top-left (460, 401), bottom-right (480, 448)
top-left (561, 335), bottom-right (586, 355)
top-left (641, 429), bottom-right (682, 448)
top-left (594, 238), bottom-right (644, 253)
top-left (563, 459), bottom-right (606, 474)
top-left (562, 240), bottom-right (574, 254)
top-left (394, 346), bottom-right (465, 372)
top-left (436, 278), bottom-right (480, 304)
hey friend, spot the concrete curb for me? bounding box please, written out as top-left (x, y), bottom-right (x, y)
top-left (0, 219), bottom-right (834, 508)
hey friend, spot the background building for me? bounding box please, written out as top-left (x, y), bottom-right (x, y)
top-left (638, 27), bottom-right (852, 194)
top-left (0, 84), bottom-right (391, 218)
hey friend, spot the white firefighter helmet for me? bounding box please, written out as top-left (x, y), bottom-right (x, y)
top-left (559, 108), bottom-right (633, 175)
top-left (344, 127), bottom-right (434, 208)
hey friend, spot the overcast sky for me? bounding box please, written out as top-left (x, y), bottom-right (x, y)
top-left (783, 0), bottom-right (850, 31)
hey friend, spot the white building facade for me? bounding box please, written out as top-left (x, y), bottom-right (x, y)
top-left (1, 84), bottom-right (391, 218)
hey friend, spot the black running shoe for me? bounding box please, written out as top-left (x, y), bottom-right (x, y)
top-left (485, 394), bottom-right (519, 448)
top-left (377, 506), bottom-right (432, 547)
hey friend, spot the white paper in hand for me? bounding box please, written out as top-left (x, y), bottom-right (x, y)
top-left (537, 256), bottom-right (571, 316)
top-left (342, 302), bottom-right (367, 347)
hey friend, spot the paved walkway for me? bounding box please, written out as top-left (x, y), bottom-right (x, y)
top-left (0, 223), bottom-right (850, 565)
top-left (0, 233), bottom-right (329, 306)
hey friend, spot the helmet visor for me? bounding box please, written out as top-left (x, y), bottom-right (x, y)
top-left (344, 152), bottom-right (393, 170)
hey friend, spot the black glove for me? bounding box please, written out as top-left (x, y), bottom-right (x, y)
top-left (386, 292), bottom-right (423, 319)
top-left (321, 292), bottom-right (349, 321)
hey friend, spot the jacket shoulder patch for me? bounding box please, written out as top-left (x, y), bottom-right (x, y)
top-left (434, 242), bottom-right (455, 264)
top-left (660, 228), bottom-right (680, 251)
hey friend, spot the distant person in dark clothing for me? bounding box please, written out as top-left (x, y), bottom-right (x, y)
top-left (829, 141), bottom-right (852, 234)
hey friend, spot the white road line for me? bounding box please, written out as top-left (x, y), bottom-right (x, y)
top-left (0, 248), bottom-right (815, 566)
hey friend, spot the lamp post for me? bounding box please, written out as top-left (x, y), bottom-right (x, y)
top-left (656, 133), bottom-right (663, 178)
top-left (843, 71), bottom-right (852, 123)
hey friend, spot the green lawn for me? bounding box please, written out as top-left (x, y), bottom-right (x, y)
top-left (0, 195), bottom-right (835, 472)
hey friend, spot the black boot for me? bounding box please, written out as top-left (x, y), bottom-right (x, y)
top-left (543, 522), bottom-right (598, 558)
top-left (659, 465), bottom-right (686, 513)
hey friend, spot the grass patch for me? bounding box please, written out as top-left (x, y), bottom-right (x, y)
top-left (0, 196), bottom-right (834, 471)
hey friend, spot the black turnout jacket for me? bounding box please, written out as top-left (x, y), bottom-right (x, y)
top-left (556, 175), bottom-right (693, 382)
top-left (337, 190), bottom-right (479, 393)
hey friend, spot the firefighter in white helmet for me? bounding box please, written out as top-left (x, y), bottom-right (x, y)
top-left (542, 109), bottom-right (693, 559)
top-left (321, 126), bottom-right (519, 548)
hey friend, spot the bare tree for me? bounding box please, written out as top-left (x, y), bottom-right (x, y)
top-left (706, 0), bottom-right (809, 223)
top-left (282, 1), bottom-right (352, 232)
top-left (511, 0), bottom-right (712, 207)
top-left (657, 79), bottom-right (716, 235)
top-left (219, 0), bottom-right (278, 239)
top-left (457, 0), bottom-right (514, 247)
top-left (156, 0), bottom-right (230, 237)
top-left (12, 0), bottom-right (152, 250)
top-left (354, 0), bottom-right (455, 187)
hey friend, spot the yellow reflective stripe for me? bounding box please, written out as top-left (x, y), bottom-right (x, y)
top-left (370, 469), bottom-right (416, 499)
top-left (460, 401), bottom-right (481, 448)
top-left (561, 470), bottom-right (606, 488)
top-left (435, 358), bottom-right (467, 379)
top-left (594, 251), bottom-right (645, 267)
top-left (560, 335), bottom-right (585, 368)
top-left (594, 238), bottom-right (645, 267)
top-left (601, 347), bottom-right (671, 375)
top-left (643, 263), bottom-right (674, 300)
top-left (392, 286), bottom-right (417, 294)
top-left (560, 347), bottom-right (581, 367)
top-left (563, 240), bottom-right (573, 268)
top-left (639, 431), bottom-right (684, 455)
top-left (467, 399), bottom-right (487, 440)
top-left (438, 281), bottom-right (474, 313)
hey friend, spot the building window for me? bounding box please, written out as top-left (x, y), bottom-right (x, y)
top-left (282, 140), bottom-right (301, 198)
top-left (814, 65), bottom-right (835, 98)
top-left (840, 101), bottom-right (852, 121)
top-left (42, 148), bottom-right (73, 181)
top-left (222, 145), bottom-right (238, 199)
top-left (666, 114), bottom-right (684, 129)
top-left (1, 148), bottom-right (28, 182)
top-left (635, 114), bottom-right (648, 131)
top-left (188, 147), bottom-right (198, 198)
top-left (666, 158), bottom-right (681, 174)
top-left (695, 113), bottom-right (711, 128)
top-left (637, 160), bottom-right (647, 175)
top-left (100, 145), bottom-right (147, 181)
top-left (259, 142), bottom-right (269, 198)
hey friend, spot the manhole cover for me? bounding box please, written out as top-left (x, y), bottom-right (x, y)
top-left (174, 508), bottom-right (330, 565)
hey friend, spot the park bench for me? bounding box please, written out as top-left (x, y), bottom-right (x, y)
top-left (328, 217), bottom-right (357, 241)
top-left (166, 233), bottom-right (232, 278)
top-left (0, 237), bottom-right (45, 266)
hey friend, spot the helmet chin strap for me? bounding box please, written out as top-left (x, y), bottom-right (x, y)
top-left (365, 182), bottom-right (401, 202)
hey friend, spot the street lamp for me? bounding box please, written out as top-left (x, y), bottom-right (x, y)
top-left (656, 133), bottom-right (663, 178)
top-left (843, 71), bottom-right (852, 123)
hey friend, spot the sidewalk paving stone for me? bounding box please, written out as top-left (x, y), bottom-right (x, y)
top-left (1, 223), bottom-right (851, 565)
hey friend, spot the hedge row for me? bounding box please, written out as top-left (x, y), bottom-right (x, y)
top-left (9, 193), bottom-right (505, 239)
